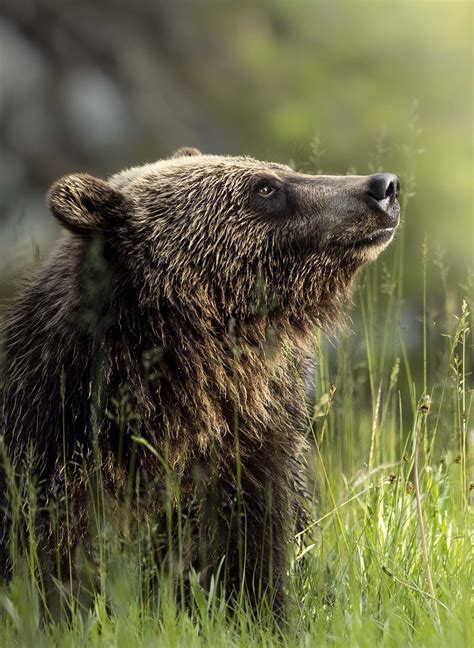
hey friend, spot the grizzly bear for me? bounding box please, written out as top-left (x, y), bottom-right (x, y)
top-left (0, 148), bottom-right (400, 614)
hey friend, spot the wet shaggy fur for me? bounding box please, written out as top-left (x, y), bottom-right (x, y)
top-left (0, 150), bottom-right (399, 613)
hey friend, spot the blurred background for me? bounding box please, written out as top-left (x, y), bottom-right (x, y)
top-left (0, 1), bottom-right (472, 336)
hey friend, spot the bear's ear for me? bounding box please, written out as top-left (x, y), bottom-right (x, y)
top-left (172, 147), bottom-right (202, 158)
top-left (47, 174), bottom-right (130, 235)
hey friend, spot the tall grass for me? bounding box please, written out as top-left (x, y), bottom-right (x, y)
top-left (0, 145), bottom-right (472, 647)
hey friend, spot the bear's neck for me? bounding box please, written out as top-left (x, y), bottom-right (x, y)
top-left (111, 297), bottom-right (313, 467)
top-left (108, 251), bottom-right (360, 467)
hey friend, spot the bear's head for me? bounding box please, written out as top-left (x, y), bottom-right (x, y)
top-left (48, 149), bottom-right (400, 332)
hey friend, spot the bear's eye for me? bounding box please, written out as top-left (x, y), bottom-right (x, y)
top-left (256, 184), bottom-right (275, 197)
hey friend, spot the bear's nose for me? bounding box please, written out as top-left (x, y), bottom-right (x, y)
top-left (367, 173), bottom-right (400, 203)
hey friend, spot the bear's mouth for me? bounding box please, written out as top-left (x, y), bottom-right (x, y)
top-left (350, 227), bottom-right (396, 249)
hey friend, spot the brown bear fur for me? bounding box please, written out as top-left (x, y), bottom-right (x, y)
top-left (0, 150), bottom-right (399, 614)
